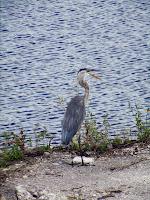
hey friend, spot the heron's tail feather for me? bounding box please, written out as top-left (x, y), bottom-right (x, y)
top-left (61, 130), bottom-right (72, 145)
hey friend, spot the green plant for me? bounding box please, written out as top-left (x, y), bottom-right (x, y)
top-left (2, 131), bottom-right (12, 148)
top-left (0, 130), bottom-right (25, 168)
top-left (96, 141), bottom-right (109, 153)
top-left (26, 137), bottom-right (32, 147)
top-left (138, 126), bottom-right (150, 142)
top-left (0, 159), bottom-right (7, 168)
top-left (2, 129), bottom-right (26, 152)
top-left (0, 145), bottom-right (23, 167)
top-left (130, 104), bottom-right (150, 143)
top-left (112, 137), bottom-right (123, 147)
top-left (2, 145), bottom-right (23, 161)
top-left (71, 138), bottom-right (80, 151)
top-left (123, 138), bottom-right (132, 145)
top-left (137, 108), bottom-right (150, 142)
top-left (33, 125), bottom-right (51, 147)
top-left (35, 145), bottom-right (51, 153)
top-left (70, 113), bottom-right (110, 153)
top-left (102, 114), bottom-right (110, 135)
top-left (83, 113), bottom-right (109, 152)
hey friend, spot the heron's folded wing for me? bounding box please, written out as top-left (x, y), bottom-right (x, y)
top-left (61, 96), bottom-right (85, 145)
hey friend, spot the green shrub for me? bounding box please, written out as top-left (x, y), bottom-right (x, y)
top-left (123, 138), bottom-right (132, 145)
top-left (134, 106), bottom-right (150, 142)
top-left (70, 114), bottom-right (110, 154)
top-left (71, 138), bottom-right (80, 151)
top-left (138, 127), bottom-right (150, 142)
top-left (2, 145), bottom-right (23, 161)
top-left (0, 144), bottom-right (23, 168)
top-left (76, 114), bottom-right (109, 153)
top-left (96, 141), bottom-right (109, 153)
top-left (0, 159), bottom-right (8, 168)
top-left (112, 137), bottom-right (123, 146)
top-left (34, 145), bottom-right (51, 153)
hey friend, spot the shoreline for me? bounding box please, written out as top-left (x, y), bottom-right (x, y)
top-left (0, 142), bottom-right (150, 200)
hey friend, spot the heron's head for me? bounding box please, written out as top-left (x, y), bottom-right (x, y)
top-left (77, 68), bottom-right (100, 80)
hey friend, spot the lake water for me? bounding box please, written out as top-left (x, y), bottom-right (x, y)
top-left (0, 0), bottom-right (150, 145)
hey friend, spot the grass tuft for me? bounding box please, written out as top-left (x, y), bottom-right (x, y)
top-left (130, 105), bottom-right (150, 143)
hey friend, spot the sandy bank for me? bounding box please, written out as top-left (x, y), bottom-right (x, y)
top-left (0, 143), bottom-right (150, 200)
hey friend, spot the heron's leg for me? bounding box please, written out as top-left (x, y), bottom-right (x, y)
top-left (78, 131), bottom-right (84, 166)
top-left (70, 140), bottom-right (74, 167)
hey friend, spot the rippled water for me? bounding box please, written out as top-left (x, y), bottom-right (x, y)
top-left (0, 0), bottom-right (150, 144)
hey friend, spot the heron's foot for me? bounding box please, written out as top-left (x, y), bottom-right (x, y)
top-left (71, 159), bottom-right (74, 167)
top-left (81, 156), bottom-right (84, 166)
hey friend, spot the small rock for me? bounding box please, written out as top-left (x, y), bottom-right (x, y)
top-left (16, 185), bottom-right (36, 200)
top-left (97, 191), bottom-right (114, 199)
top-left (0, 194), bottom-right (7, 200)
top-left (28, 189), bottom-right (38, 199)
top-left (39, 193), bottom-right (56, 200)
top-left (108, 143), bottom-right (113, 150)
top-left (72, 156), bottom-right (95, 165)
top-left (23, 175), bottom-right (28, 179)
top-left (45, 170), bottom-right (52, 175)
top-left (38, 190), bottom-right (68, 200)
top-left (45, 170), bottom-right (55, 175)
top-left (52, 162), bottom-right (60, 166)
top-left (44, 152), bottom-right (51, 157)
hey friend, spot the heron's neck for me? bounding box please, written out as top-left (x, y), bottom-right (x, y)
top-left (78, 78), bottom-right (89, 104)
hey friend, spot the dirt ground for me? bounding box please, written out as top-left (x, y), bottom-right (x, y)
top-left (0, 144), bottom-right (150, 200)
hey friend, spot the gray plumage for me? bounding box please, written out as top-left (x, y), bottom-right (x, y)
top-left (61, 68), bottom-right (99, 146)
top-left (61, 96), bottom-right (85, 145)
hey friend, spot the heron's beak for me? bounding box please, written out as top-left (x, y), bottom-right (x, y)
top-left (88, 71), bottom-right (101, 80)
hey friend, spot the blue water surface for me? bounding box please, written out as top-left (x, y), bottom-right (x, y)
top-left (0, 0), bottom-right (150, 145)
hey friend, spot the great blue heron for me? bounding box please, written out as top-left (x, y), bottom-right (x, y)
top-left (61, 68), bottom-right (100, 164)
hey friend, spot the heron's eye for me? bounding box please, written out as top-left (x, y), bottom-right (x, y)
top-left (87, 69), bottom-right (96, 73)
top-left (78, 68), bottom-right (87, 74)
